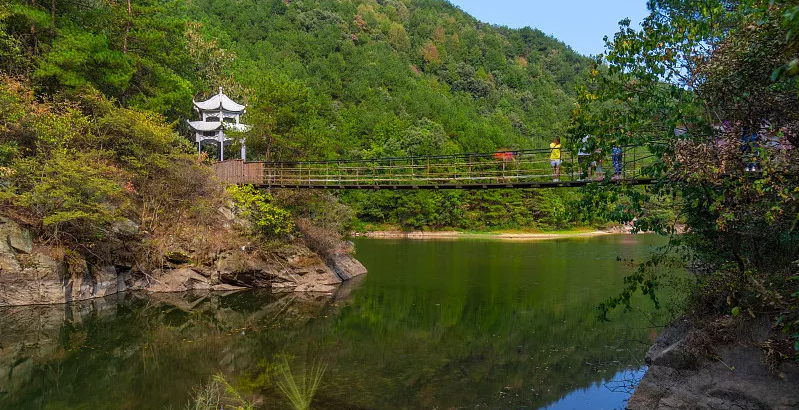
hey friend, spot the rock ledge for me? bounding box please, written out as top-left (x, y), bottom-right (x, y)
top-left (0, 218), bottom-right (367, 307)
top-left (627, 319), bottom-right (799, 410)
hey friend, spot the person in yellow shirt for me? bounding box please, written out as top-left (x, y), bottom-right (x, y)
top-left (549, 137), bottom-right (562, 182)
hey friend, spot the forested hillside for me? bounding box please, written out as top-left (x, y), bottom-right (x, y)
top-left (186, 0), bottom-right (593, 230)
top-left (2, 0), bottom-right (590, 158)
top-left (0, 0), bottom-right (594, 231)
top-left (186, 0), bottom-right (590, 160)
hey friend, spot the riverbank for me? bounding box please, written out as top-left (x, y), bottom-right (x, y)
top-left (627, 318), bottom-right (799, 409)
top-left (352, 228), bottom-right (626, 241)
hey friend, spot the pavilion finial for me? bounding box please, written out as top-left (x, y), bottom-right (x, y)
top-left (218, 86), bottom-right (223, 96)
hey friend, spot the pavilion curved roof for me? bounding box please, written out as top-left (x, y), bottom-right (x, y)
top-left (188, 121), bottom-right (222, 132)
top-left (188, 121), bottom-right (251, 132)
top-left (193, 88), bottom-right (245, 113)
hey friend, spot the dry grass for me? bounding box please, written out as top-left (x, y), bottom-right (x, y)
top-left (135, 157), bottom-right (253, 271)
top-left (295, 218), bottom-right (347, 261)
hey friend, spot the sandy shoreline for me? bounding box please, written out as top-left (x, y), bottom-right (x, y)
top-left (351, 230), bottom-right (623, 241)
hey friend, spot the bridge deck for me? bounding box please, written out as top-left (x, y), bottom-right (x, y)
top-left (213, 147), bottom-right (657, 189)
top-left (263, 179), bottom-right (656, 190)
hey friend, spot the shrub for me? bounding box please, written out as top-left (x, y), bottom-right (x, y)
top-left (3, 149), bottom-right (127, 242)
top-left (227, 185), bottom-right (294, 237)
top-left (273, 190), bottom-right (353, 235)
top-left (185, 373), bottom-right (256, 410)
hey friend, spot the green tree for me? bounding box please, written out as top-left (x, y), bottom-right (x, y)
top-left (572, 0), bottom-right (799, 355)
top-left (239, 73), bottom-right (333, 162)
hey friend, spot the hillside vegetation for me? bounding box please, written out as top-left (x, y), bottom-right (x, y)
top-left (0, 0), bottom-right (597, 232)
top-left (3, 0), bottom-right (590, 158)
top-left (187, 0), bottom-right (590, 160)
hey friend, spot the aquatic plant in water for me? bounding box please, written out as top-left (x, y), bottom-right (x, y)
top-left (185, 373), bottom-right (256, 410)
top-left (276, 357), bottom-right (327, 410)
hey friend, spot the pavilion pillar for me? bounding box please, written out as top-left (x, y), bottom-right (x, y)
top-left (241, 142), bottom-right (246, 161)
top-left (219, 138), bottom-right (224, 161)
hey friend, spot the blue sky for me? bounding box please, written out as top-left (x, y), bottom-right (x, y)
top-left (448, 1), bottom-right (651, 56)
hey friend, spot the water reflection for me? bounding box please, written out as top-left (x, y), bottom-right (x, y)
top-left (543, 367), bottom-right (647, 410)
top-left (0, 235), bottom-right (672, 410)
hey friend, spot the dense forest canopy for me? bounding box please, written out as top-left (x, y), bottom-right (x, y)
top-left (1, 0), bottom-right (592, 162)
top-left (191, 0), bottom-right (591, 160)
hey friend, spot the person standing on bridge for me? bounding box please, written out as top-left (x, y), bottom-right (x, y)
top-left (578, 136), bottom-right (593, 180)
top-left (611, 145), bottom-right (623, 180)
top-left (550, 137), bottom-right (562, 182)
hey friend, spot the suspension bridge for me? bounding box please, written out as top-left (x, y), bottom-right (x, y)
top-left (212, 146), bottom-right (657, 189)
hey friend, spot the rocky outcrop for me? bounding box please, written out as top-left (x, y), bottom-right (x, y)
top-left (0, 250), bottom-right (131, 306)
top-left (627, 319), bottom-right (799, 410)
top-left (0, 215), bottom-right (367, 307)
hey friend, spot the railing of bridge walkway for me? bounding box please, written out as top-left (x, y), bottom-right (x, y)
top-left (214, 145), bottom-right (658, 188)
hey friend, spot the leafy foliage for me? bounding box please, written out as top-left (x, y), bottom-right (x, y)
top-left (227, 185), bottom-right (294, 237)
top-left (342, 188), bottom-right (577, 231)
top-left (5, 0), bottom-right (194, 117)
top-left (572, 0), bottom-right (799, 357)
top-left (0, 76), bottom-right (228, 272)
top-left (185, 373), bottom-right (256, 410)
top-left (7, 149), bottom-right (126, 241)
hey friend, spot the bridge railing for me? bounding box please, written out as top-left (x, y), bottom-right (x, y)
top-left (213, 146), bottom-right (658, 188)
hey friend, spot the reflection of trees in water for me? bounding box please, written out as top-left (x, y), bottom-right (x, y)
top-left (0, 290), bottom-right (326, 410)
top-left (300, 282), bottom-right (657, 409)
top-left (0, 270), bottom-right (664, 410)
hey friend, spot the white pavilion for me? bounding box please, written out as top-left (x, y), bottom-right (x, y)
top-left (188, 87), bottom-right (250, 161)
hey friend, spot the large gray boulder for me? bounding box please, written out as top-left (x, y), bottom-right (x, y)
top-left (328, 253), bottom-right (368, 281)
top-left (214, 244), bottom-right (348, 293)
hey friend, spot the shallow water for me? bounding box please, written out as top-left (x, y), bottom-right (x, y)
top-left (0, 235), bottom-right (672, 410)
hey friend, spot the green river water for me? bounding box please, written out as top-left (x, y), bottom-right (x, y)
top-left (0, 235), bottom-right (676, 410)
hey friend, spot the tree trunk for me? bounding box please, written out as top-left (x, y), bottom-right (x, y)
top-left (28, 0), bottom-right (37, 74)
top-left (50, 0), bottom-right (55, 35)
top-left (123, 0), bottom-right (131, 54)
